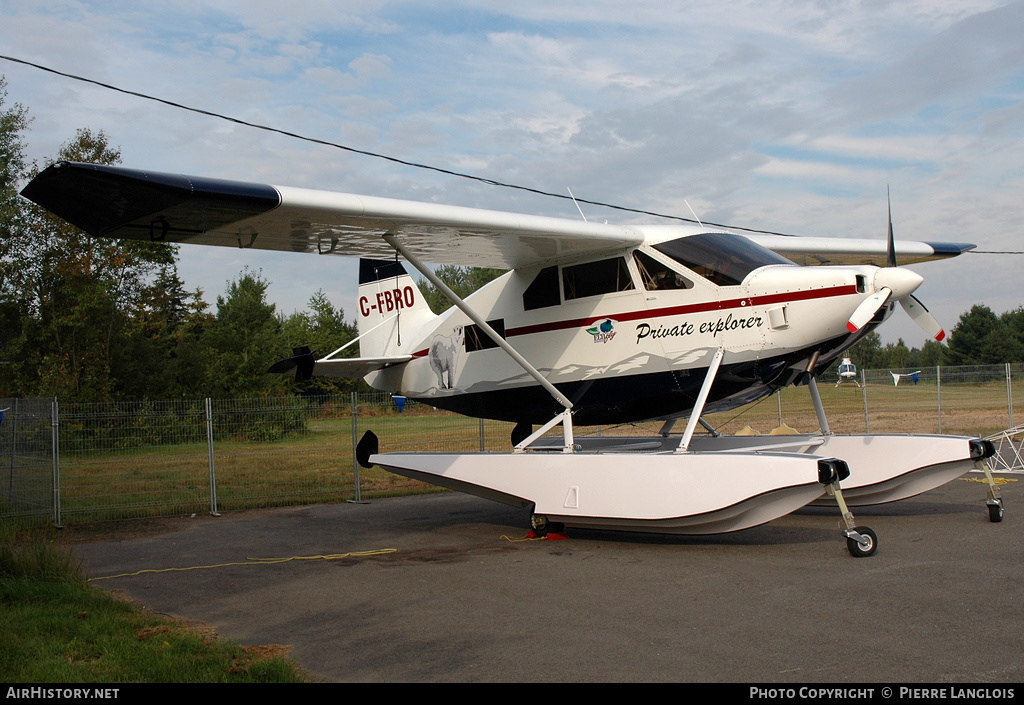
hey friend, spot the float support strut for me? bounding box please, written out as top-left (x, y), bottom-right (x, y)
top-left (808, 376), bottom-right (832, 435)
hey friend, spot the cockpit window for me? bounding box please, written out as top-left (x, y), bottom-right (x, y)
top-left (634, 250), bottom-right (693, 291)
top-left (653, 233), bottom-right (794, 287)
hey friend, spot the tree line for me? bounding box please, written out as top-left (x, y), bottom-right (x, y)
top-left (0, 77), bottom-right (361, 402)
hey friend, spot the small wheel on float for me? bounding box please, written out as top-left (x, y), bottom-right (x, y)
top-left (847, 526), bottom-right (877, 558)
top-left (531, 514), bottom-right (549, 537)
top-left (988, 502), bottom-right (1004, 523)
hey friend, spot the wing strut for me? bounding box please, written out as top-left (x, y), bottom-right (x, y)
top-left (381, 234), bottom-right (576, 452)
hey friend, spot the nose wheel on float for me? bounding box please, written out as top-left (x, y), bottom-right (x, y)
top-left (844, 526), bottom-right (878, 558)
top-left (974, 440), bottom-right (1004, 523)
top-left (818, 457), bottom-right (878, 558)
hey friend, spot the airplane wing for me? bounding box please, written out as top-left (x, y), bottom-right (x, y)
top-left (20, 161), bottom-right (643, 270)
top-left (22, 161), bottom-right (973, 270)
top-left (745, 234), bottom-right (975, 266)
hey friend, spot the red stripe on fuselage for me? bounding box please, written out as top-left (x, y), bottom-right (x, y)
top-left (410, 284), bottom-right (858, 357)
top-left (504, 284), bottom-right (858, 337)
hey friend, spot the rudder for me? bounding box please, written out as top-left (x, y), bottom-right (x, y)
top-left (357, 259), bottom-right (436, 357)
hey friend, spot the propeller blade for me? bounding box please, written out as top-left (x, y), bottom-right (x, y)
top-left (886, 186), bottom-right (897, 268)
top-left (900, 295), bottom-right (946, 342)
top-left (847, 288), bottom-right (892, 333)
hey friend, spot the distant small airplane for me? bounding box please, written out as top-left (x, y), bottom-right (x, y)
top-left (21, 161), bottom-right (1003, 554)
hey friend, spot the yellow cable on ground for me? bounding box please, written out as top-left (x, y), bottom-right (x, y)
top-left (500, 534), bottom-right (547, 542)
top-left (962, 476), bottom-right (1018, 485)
top-left (88, 548), bottom-right (397, 582)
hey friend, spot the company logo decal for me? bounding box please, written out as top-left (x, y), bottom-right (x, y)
top-left (586, 318), bottom-right (617, 343)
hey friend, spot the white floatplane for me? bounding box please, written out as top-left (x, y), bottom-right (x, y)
top-left (21, 162), bottom-right (1001, 555)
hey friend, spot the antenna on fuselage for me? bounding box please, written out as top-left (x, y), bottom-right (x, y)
top-left (685, 200), bottom-right (705, 229)
top-left (567, 187), bottom-right (588, 222)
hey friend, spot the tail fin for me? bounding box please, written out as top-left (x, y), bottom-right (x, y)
top-left (357, 259), bottom-right (436, 357)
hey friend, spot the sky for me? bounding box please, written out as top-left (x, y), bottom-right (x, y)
top-left (2, 0), bottom-right (1023, 349)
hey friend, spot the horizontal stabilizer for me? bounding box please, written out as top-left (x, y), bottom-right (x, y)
top-left (313, 356), bottom-right (413, 378)
top-left (269, 346), bottom-right (317, 381)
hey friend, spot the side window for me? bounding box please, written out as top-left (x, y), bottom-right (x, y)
top-left (562, 258), bottom-right (635, 301)
top-left (633, 250), bottom-right (693, 291)
top-left (464, 319), bottom-right (505, 352)
top-left (523, 266), bottom-right (560, 311)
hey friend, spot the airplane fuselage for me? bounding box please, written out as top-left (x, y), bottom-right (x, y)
top-left (360, 234), bottom-right (889, 425)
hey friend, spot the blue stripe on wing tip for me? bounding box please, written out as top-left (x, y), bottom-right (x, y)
top-left (21, 162), bottom-right (280, 238)
top-left (924, 242), bottom-right (975, 257)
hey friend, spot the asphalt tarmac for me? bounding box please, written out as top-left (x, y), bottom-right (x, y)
top-left (73, 475), bottom-right (1022, 683)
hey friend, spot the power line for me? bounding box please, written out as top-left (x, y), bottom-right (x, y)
top-left (0, 53), bottom-right (795, 236)
top-left (2, 53), bottom-right (1020, 254)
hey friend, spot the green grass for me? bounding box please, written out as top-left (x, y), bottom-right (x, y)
top-left (0, 526), bottom-right (307, 683)
top-left (39, 407), bottom-right (514, 524)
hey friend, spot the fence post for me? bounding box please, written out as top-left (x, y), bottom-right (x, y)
top-left (936, 365), bottom-right (942, 434)
top-left (51, 397), bottom-right (62, 528)
top-left (351, 392), bottom-right (361, 502)
top-left (8, 398), bottom-right (16, 502)
top-left (1008, 363), bottom-right (1014, 428)
top-left (862, 370), bottom-right (869, 432)
top-left (205, 398), bottom-right (219, 516)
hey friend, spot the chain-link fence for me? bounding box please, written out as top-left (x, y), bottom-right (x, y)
top-left (1, 393), bottom-right (520, 528)
top-left (2, 362), bottom-right (1021, 527)
top-left (0, 399), bottom-right (57, 527)
top-left (673, 362), bottom-right (1022, 439)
